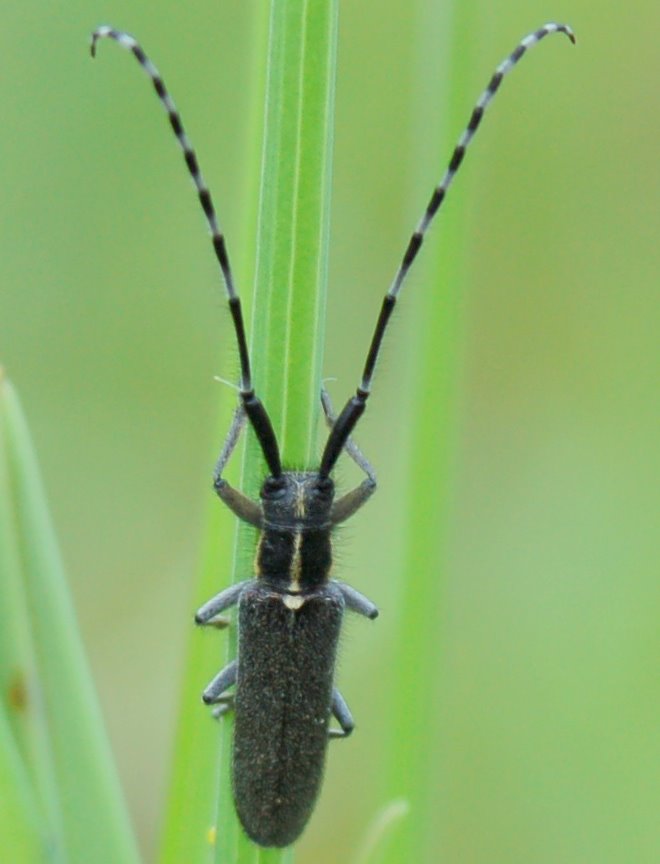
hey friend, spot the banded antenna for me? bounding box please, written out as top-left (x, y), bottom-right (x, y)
top-left (318, 22), bottom-right (575, 477)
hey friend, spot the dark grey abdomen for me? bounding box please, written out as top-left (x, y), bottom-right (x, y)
top-left (233, 582), bottom-right (344, 847)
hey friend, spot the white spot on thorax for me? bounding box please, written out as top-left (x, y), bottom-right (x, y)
top-left (282, 594), bottom-right (305, 611)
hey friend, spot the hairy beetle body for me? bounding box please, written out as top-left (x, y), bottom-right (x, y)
top-left (234, 582), bottom-right (344, 847)
top-left (195, 472), bottom-right (376, 845)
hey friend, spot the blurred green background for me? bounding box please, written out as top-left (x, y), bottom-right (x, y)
top-left (1, 1), bottom-right (658, 862)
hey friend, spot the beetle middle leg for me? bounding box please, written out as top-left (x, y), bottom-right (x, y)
top-left (202, 659), bottom-right (237, 705)
top-left (337, 582), bottom-right (378, 620)
top-left (195, 579), bottom-right (252, 626)
top-left (328, 688), bottom-right (354, 739)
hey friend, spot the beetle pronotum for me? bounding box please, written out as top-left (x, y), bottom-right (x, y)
top-left (91, 21), bottom-right (574, 848)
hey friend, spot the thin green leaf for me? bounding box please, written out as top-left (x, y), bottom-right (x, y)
top-left (157, 10), bottom-right (270, 864)
top-left (232, 1), bottom-right (339, 861)
top-left (381, 2), bottom-right (476, 861)
top-left (1, 373), bottom-right (141, 864)
top-left (0, 371), bottom-right (67, 862)
top-left (0, 709), bottom-right (44, 863)
top-left (161, 1), bottom-right (338, 861)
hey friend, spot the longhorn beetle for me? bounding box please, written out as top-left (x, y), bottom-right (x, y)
top-left (91, 22), bottom-right (575, 848)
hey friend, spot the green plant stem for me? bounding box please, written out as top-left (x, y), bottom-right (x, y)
top-left (231, 2), bottom-right (339, 862)
top-left (381, 2), bottom-right (477, 862)
top-left (248, 0), bottom-right (338, 478)
top-left (161, 2), bottom-right (338, 862)
top-left (158, 7), bottom-right (271, 861)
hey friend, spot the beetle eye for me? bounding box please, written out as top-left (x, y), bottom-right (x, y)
top-left (261, 476), bottom-right (286, 498)
top-left (315, 477), bottom-right (334, 497)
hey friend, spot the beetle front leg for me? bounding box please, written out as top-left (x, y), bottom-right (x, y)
top-left (321, 388), bottom-right (378, 483)
top-left (213, 405), bottom-right (262, 527)
top-left (330, 481), bottom-right (377, 525)
top-left (321, 389), bottom-right (377, 525)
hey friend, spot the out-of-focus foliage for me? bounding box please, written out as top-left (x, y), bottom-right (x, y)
top-left (0, 1), bottom-right (657, 862)
top-left (0, 374), bottom-right (140, 863)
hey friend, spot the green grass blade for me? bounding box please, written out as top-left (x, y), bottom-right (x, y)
top-left (229, 1), bottom-right (339, 861)
top-left (0, 371), bottom-right (67, 862)
top-left (0, 709), bottom-right (44, 862)
top-left (160, 1), bottom-right (338, 862)
top-left (382, 11), bottom-right (577, 859)
top-left (248, 0), bottom-right (338, 473)
top-left (380, 3), bottom-right (477, 862)
top-left (158, 499), bottom-right (235, 864)
top-left (353, 800), bottom-right (410, 864)
top-left (157, 13), bottom-right (270, 864)
top-left (0, 372), bottom-right (141, 864)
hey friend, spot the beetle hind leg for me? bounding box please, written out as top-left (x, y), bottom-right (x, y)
top-left (202, 659), bottom-right (237, 705)
top-left (211, 694), bottom-right (235, 720)
top-left (328, 688), bottom-right (354, 739)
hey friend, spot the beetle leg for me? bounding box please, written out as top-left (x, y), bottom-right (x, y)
top-left (321, 388), bottom-right (377, 484)
top-left (330, 480), bottom-right (377, 525)
top-left (202, 659), bottom-right (237, 705)
top-left (213, 405), bottom-right (263, 527)
top-left (337, 582), bottom-right (379, 620)
top-left (322, 389), bottom-right (377, 525)
top-left (195, 580), bottom-right (252, 625)
top-left (211, 694), bottom-right (235, 720)
top-left (328, 688), bottom-right (354, 739)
